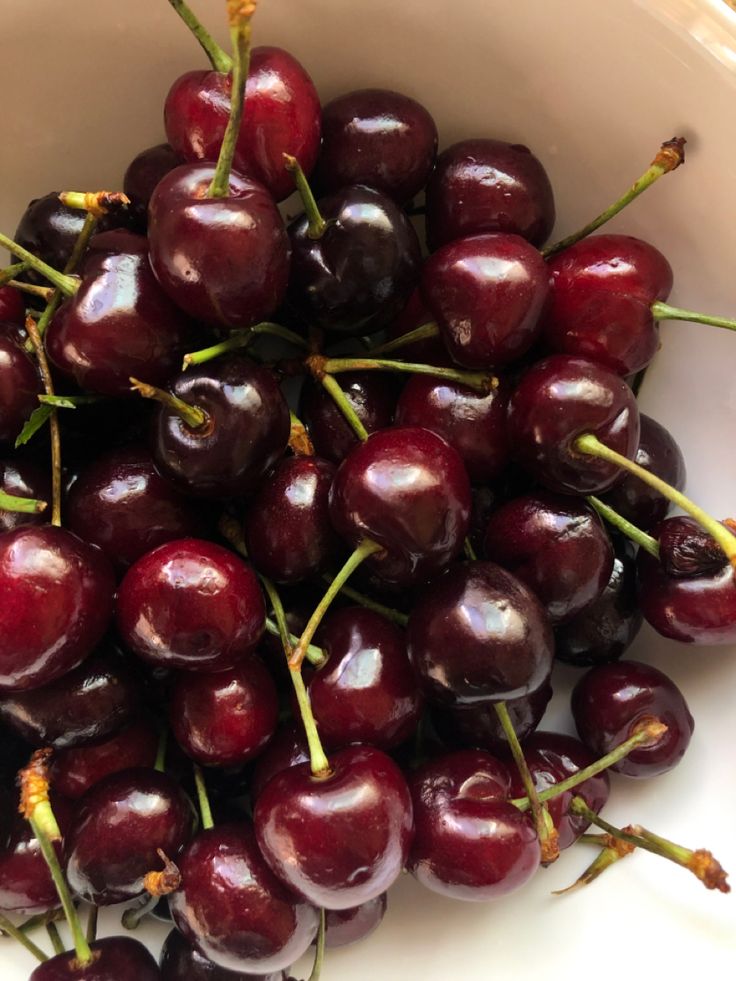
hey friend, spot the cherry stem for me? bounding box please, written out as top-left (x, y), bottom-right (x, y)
top-left (193, 764), bottom-right (215, 831)
top-left (182, 322), bottom-right (308, 369)
top-left (0, 490), bottom-right (48, 515)
top-left (289, 538), bottom-right (384, 670)
top-left (0, 232), bottom-right (79, 296)
top-left (576, 432), bottom-right (736, 567)
top-left (464, 537), bottom-right (478, 561)
top-left (264, 618), bottom-right (326, 667)
top-left (289, 412), bottom-right (315, 455)
top-left (167, 0), bottom-right (233, 72)
top-left (129, 377), bottom-right (209, 430)
top-left (495, 701), bottom-right (559, 864)
top-left (321, 573), bottom-right (409, 627)
top-left (283, 153), bottom-right (327, 239)
top-left (314, 354), bottom-right (497, 395)
top-left (0, 261), bottom-right (29, 286)
top-left (6, 281), bottom-right (54, 301)
top-left (35, 213), bottom-right (98, 341)
top-left (586, 495), bottom-right (660, 558)
top-left (368, 321), bottom-right (441, 357)
top-left (208, 1), bottom-right (257, 198)
top-left (58, 191), bottom-right (130, 219)
top-left (510, 719), bottom-right (668, 811)
top-left (0, 912), bottom-right (49, 963)
top-left (542, 137), bottom-right (686, 258)
top-left (318, 373), bottom-right (369, 441)
top-left (7, 909), bottom-right (65, 937)
top-left (154, 726), bottom-right (168, 773)
top-left (46, 921), bottom-right (64, 956)
top-left (651, 300), bottom-right (736, 333)
top-left (568, 797), bottom-right (730, 893)
top-left (26, 317), bottom-right (62, 527)
top-left (553, 835), bottom-right (635, 895)
top-left (309, 909), bottom-right (326, 981)
top-left (121, 893), bottom-right (158, 931)
top-left (86, 904), bottom-right (98, 944)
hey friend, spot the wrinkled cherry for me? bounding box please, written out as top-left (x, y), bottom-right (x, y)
top-left (29, 937), bottom-right (161, 981)
top-left (0, 336), bottom-right (42, 445)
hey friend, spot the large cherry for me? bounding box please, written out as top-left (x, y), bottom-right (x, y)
top-left (123, 143), bottom-right (183, 228)
top-left (160, 928), bottom-right (286, 981)
top-left (29, 938), bottom-right (161, 981)
top-left (0, 336), bottom-right (42, 445)
top-left (0, 458), bottom-right (50, 533)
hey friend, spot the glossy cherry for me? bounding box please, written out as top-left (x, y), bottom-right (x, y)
top-left (322, 895), bottom-right (387, 949)
top-left (314, 88), bottom-right (438, 202)
top-left (116, 538), bottom-right (265, 672)
top-left (571, 660), bottom-right (694, 778)
top-left (123, 143), bottom-right (183, 228)
top-left (408, 560), bottom-right (553, 706)
top-left (250, 721), bottom-right (310, 800)
top-left (169, 823), bottom-right (319, 973)
top-left (0, 285), bottom-right (25, 325)
top-left (0, 458), bottom-right (50, 533)
top-left (425, 139), bottom-right (555, 250)
top-left (507, 354), bottom-right (640, 495)
top-left (328, 426), bottom-right (471, 587)
top-left (408, 749), bottom-right (540, 901)
top-left (160, 928), bottom-right (286, 981)
top-left (0, 336), bottom-right (42, 445)
top-left (29, 937), bottom-right (161, 981)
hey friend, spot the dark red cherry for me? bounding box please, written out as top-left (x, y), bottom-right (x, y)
top-left (421, 233), bottom-right (550, 369)
top-left (314, 88), bottom-right (437, 203)
top-left (328, 426), bottom-right (471, 587)
top-left (170, 658), bottom-right (278, 767)
top-left (322, 894), bottom-right (387, 948)
top-left (408, 561), bottom-right (553, 706)
top-left (0, 525), bottom-right (115, 691)
top-left (555, 538), bottom-right (642, 666)
top-left (507, 355), bottom-right (640, 495)
top-left (386, 288), bottom-right (452, 366)
top-left (483, 491), bottom-right (614, 624)
top-left (601, 414), bottom-right (686, 531)
top-left (543, 235), bottom-right (673, 375)
top-left (29, 937), bottom-right (161, 981)
top-left (67, 444), bottom-right (206, 573)
top-left (425, 139), bottom-right (555, 250)
top-left (0, 796), bottom-right (74, 915)
top-left (123, 143), bottom-right (183, 228)
top-left (0, 336), bottom-right (42, 445)
top-left (571, 660), bottom-right (694, 778)
top-left (116, 538), bottom-right (265, 672)
top-left (50, 715), bottom-right (159, 799)
top-left (0, 285), bottom-right (25, 325)
top-left (65, 768), bottom-right (193, 905)
top-left (244, 456), bottom-right (339, 584)
top-left (164, 48), bottom-right (321, 202)
top-left (149, 357), bottom-right (290, 498)
top-left (408, 749), bottom-right (540, 900)
top-left (308, 607), bottom-right (422, 751)
top-left (287, 185), bottom-right (421, 336)
top-left (0, 458), bottom-right (51, 533)
top-left (251, 722), bottom-right (310, 800)
top-left (255, 746), bottom-right (412, 910)
top-left (299, 372), bottom-right (397, 465)
top-left (395, 374), bottom-right (510, 483)
top-left (160, 928), bottom-right (286, 981)
top-left (169, 823), bottom-right (319, 973)
top-left (657, 516), bottom-right (730, 578)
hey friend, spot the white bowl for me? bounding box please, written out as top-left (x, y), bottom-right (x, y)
top-left (2, 0), bottom-right (736, 977)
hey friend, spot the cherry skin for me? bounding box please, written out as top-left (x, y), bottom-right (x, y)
top-left (116, 538), bottom-right (265, 672)
top-left (67, 444), bottom-right (206, 574)
top-left (425, 139), bottom-right (555, 250)
top-left (255, 745), bottom-right (413, 910)
top-left (483, 491), bottom-right (614, 624)
top-left (543, 234), bottom-right (674, 375)
top-left (0, 458), bottom-right (51, 533)
top-left (149, 357), bottom-right (290, 499)
top-left (123, 143), bottom-right (183, 228)
top-left (408, 749), bottom-right (540, 901)
top-left (164, 47), bottom-right (321, 202)
top-left (421, 233), bottom-right (550, 369)
top-left (507, 354), bottom-right (640, 495)
top-left (0, 525), bottom-right (115, 691)
top-left (386, 287), bottom-right (452, 366)
top-left (0, 285), bottom-right (25, 326)
top-left (244, 455), bottom-right (339, 584)
top-left (0, 336), bottom-right (42, 445)
top-left (65, 767), bottom-right (194, 905)
top-left (287, 184), bottom-right (422, 336)
top-left (169, 823), bottom-right (319, 973)
top-left (169, 657), bottom-right (279, 768)
top-left (148, 164), bottom-right (290, 330)
top-left (250, 721), bottom-right (310, 801)
top-left (160, 928), bottom-right (287, 981)
top-left (408, 560), bottom-right (554, 706)
top-left (308, 607), bottom-right (423, 751)
top-left (321, 895), bottom-right (387, 948)
top-left (395, 374), bottom-right (511, 483)
top-left (328, 426), bottom-right (472, 588)
top-left (571, 659), bottom-right (694, 778)
top-left (29, 937), bottom-right (161, 981)
top-left (314, 88), bottom-right (438, 203)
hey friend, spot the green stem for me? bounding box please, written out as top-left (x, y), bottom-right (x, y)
top-left (58, 191), bottom-right (130, 218)
top-left (320, 356), bottom-right (496, 394)
top-left (553, 839), bottom-right (633, 895)
top-left (182, 322), bottom-right (308, 369)
top-left (0, 490), bottom-right (47, 514)
top-left (586, 495), bottom-right (660, 558)
top-left (0, 261), bottom-right (28, 286)
top-left (283, 154), bottom-right (328, 239)
top-left (0, 232), bottom-right (78, 296)
top-left (193, 765), bottom-right (215, 831)
top-left (464, 537), bottom-right (478, 561)
top-left (35, 214), bottom-right (98, 340)
top-left (321, 574), bottom-right (409, 627)
top-left (651, 300), bottom-right (736, 333)
top-left (130, 377), bottom-right (209, 430)
top-left (14, 909), bottom-right (65, 936)
top-left (86, 904), bottom-right (98, 944)
top-left (167, 0), bottom-right (233, 71)
top-left (0, 912), bottom-right (49, 963)
top-left (121, 893), bottom-right (158, 931)
top-left (369, 321), bottom-right (440, 357)
top-left (25, 317), bottom-right (62, 527)
top-left (46, 921), bottom-right (65, 955)
top-left (6, 280), bottom-right (53, 301)
top-left (264, 618), bottom-right (326, 667)
top-left (309, 909), bottom-right (326, 981)
top-left (576, 433), bottom-right (736, 566)
top-left (318, 374), bottom-right (369, 441)
top-left (542, 137), bottom-right (686, 258)
top-left (154, 727), bottom-right (168, 773)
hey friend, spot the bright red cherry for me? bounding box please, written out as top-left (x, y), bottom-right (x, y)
top-left (0, 458), bottom-right (50, 533)
top-left (29, 937), bottom-right (161, 981)
top-left (0, 336), bottom-right (42, 445)
top-left (123, 143), bottom-right (183, 228)
top-left (160, 928), bottom-right (287, 980)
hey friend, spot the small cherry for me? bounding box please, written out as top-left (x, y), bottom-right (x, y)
top-left (160, 927), bottom-right (287, 980)
top-left (123, 143), bottom-right (183, 228)
top-left (0, 457), bottom-right (51, 533)
top-left (0, 335), bottom-right (42, 444)
top-left (320, 895), bottom-right (387, 949)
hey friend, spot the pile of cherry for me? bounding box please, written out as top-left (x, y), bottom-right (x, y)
top-left (1, 1), bottom-right (735, 979)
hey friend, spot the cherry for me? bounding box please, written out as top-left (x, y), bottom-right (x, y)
top-left (328, 426), bottom-right (471, 588)
top-left (308, 607), bottom-right (422, 751)
top-left (601, 414), bottom-right (686, 531)
top-left (65, 767), bottom-right (194, 905)
top-left (314, 88), bottom-right (438, 203)
top-left (321, 894), bottom-right (387, 949)
top-left (408, 561), bottom-right (553, 706)
top-left (483, 491), bottom-right (614, 624)
top-left (384, 288), bottom-right (451, 366)
top-left (66, 444), bottom-right (207, 573)
top-left (395, 374), bottom-right (510, 483)
top-left (164, 47), bottom-right (321, 203)
top-left (0, 336), bottom-right (42, 444)
top-left (421, 233), bottom-right (550, 369)
top-left (407, 749), bottom-right (540, 900)
top-left (169, 657), bottom-right (279, 767)
top-left (0, 285), bottom-right (25, 325)
top-left (160, 928), bottom-right (287, 980)
top-left (116, 538), bottom-right (265, 672)
top-left (254, 745), bottom-right (413, 909)
top-left (147, 357), bottom-right (290, 499)
top-left (425, 139), bottom-right (555, 250)
top-left (28, 937), bottom-right (161, 981)
top-left (244, 455), bottom-right (339, 584)
top-left (0, 458), bottom-right (51, 533)
top-left (507, 354), bottom-right (640, 495)
top-left (0, 525), bottom-right (115, 691)
top-left (169, 823), bottom-right (319, 973)
top-left (123, 143), bottom-right (183, 228)
top-left (250, 722), bottom-right (310, 801)
top-left (571, 660), bottom-right (694, 778)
